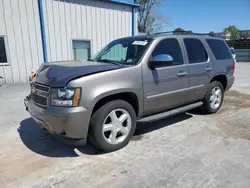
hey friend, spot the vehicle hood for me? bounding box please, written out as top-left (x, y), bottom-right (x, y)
top-left (35, 60), bottom-right (122, 87)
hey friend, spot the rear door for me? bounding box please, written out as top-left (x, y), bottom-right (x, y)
top-left (143, 38), bottom-right (189, 114)
top-left (182, 38), bottom-right (212, 102)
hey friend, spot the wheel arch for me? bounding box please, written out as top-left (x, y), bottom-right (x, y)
top-left (91, 91), bottom-right (141, 118)
top-left (210, 74), bottom-right (227, 90)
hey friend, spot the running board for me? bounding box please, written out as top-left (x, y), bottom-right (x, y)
top-left (138, 102), bottom-right (203, 123)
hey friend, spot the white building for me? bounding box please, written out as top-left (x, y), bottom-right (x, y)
top-left (0, 0), bottom-right (139, 83)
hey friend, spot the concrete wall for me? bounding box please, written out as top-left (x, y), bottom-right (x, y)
top-left (42, 0), bottom-right (132, 62)
top-left (0, 0), bottom-right (43, 83)
top-left (235, 49), bottom-right (250, 62)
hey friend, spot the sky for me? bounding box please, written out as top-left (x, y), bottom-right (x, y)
top-left (155, 0), bottom-right (250, 33)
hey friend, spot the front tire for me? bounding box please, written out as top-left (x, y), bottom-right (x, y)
top-left (88, 100), bottom-right (137, 152)
top-left (202, 81), bottom-right (224, 114)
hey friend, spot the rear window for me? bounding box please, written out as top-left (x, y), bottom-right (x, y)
top-left (206, 39), bottom-right (232, 60)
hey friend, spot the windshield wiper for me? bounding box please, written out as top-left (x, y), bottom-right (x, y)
top-left (97, 59), bottom-right (121, 66)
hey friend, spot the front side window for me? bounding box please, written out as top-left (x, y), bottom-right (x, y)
top-left (0, 37), bottom-right (7, 63)
top-left (152, 38), bottom-right (183, 66)
top-left (184, 38), bottom-right (208, 63)
top-left (72, 40), bottom-right (91, 61)
top-left (93, 38), bottom-right (152, 65)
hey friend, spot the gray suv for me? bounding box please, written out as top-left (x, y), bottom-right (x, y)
top-left (24, 33), bottom-right (235, 152)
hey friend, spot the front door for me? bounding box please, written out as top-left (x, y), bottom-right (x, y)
top-left (143, 38), bottom-right (189, 115)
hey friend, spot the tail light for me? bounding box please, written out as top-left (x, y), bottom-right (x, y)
top-left (232, 58), bottom-right (236, 75)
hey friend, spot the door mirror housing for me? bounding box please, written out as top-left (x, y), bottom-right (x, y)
top-left (149, 54), bottom-right (173, 69)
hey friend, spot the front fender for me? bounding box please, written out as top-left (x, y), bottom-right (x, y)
top-left (67, 65), bottom-right (144, 116)
top-left (92, 88), bottom-right (141, 105)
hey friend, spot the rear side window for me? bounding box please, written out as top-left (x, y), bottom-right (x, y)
top-left (152, 38), bottom-right (183, 66)
top-left (230, 48), bottom-right (235, 54)
top-left (184, 38), bottom-right (208, 63)
top-left (206, 39), bottom-right (232, 60)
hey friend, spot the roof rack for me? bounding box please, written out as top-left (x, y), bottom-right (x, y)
top-left (150, 31), bottom-right (211, 36)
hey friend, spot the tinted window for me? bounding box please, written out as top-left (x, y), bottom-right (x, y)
top-left (206, 39), bottom-right (232, 60)
top-left (184, 38), bottom-right (208, 63)
top-left (230, 48), bottom-right (235, 54)
top-left (152, 38), bottom-right (183, 66)
top-left (0, 37), bottom-right (7, 63)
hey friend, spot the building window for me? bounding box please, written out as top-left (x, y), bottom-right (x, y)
top-left (0, 37), bottom-right (7, 63)
top-left (72, 40), bottom-right (91, 61)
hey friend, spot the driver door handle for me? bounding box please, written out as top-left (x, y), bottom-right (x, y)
top-left (205, 67), bottom-right (212, 72)
top-left (177, 71), bottom-right (187, 77)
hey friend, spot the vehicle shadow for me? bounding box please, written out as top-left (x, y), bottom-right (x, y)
top-left (134, 113), bottom-right (193, 136)
top-left (19, 113), bottom-right (193, 157)
top-left (187, 108), bottom-right (206, 115)
top-left (18, 118), bottom-right (79, 157)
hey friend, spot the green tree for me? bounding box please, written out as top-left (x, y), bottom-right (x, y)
top-left (209, 31), bottom-right (215, 37)
top-left (137, 0), bottom-right (168, 33)
top-left (223, 25), bottom-right (239, 39)
top-left (174, 27), bottom-right (185, 32)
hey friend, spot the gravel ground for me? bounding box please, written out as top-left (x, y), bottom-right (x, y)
top-left (0, 62), bottom-right (250, 188)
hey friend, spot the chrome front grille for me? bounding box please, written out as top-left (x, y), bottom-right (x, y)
top-left (31, 82), bottom-right (50, 107)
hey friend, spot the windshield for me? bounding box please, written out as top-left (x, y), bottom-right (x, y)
top-left (92, 38), bottom-right (152, 65)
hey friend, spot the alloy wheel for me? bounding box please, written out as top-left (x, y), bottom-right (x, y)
top-left (102, 109), bottom-right (132, 145)
top-left (210, 86), bottom-right (222, 109)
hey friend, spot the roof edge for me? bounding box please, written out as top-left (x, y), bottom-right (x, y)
top-left (105, 0), bottom-right (140, 8)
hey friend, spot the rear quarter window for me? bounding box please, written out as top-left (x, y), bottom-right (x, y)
top-left (206, 39), bottom-right (232, 60)
top-left (230, 48), bottom-right (235, 54)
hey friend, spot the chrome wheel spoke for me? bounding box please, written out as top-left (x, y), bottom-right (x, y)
top-left (212, 89), bottom-right (216, 95)
top-left (119, 114), bottom-right (128, 123)
top-left (210, 95), bottom-right (215, 102)
top-left (211, 99), bottom-right (216, 108)
top-left (110, 111), bottom-right (118, 122)
top-left (215, 89), bottom-right (221, 96)
top-left (103, 124), bottom-right (113, 132)
top-left (119, 125), bottom-right (128, 134)
top-left (216, 97), bottom-right (220, 103)
top-left (109, 129), bottom-right (117, 143)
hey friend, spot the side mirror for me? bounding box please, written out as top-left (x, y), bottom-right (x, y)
top-left (149, 54), bottom-right (173, 69)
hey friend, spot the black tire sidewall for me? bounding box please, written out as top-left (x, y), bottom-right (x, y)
top-left (203, 81), bottom-right (224, 113)
top-left (89, 100), bottom-right (137, 152)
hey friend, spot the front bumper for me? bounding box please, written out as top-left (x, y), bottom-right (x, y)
top-left (24, 96), bottom-right (93, 141)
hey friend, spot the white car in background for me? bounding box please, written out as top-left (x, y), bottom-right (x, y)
top-left (230, 47), bottom-right (236, 62)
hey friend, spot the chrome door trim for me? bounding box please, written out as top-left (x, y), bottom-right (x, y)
top-left (146, 87), bottom-right (189, 99)
top-left (146, 84), bottom-right (204, 99)
top-left (189, 84), bottom-right (204, 90)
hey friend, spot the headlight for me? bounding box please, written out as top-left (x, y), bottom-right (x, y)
top-left (51, 88), bottom-right (81, 107)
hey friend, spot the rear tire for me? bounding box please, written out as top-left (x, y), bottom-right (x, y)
top-left (202, 81), bottom-right (224, 114)
top-left (88, 100), bottom-right (137, 152)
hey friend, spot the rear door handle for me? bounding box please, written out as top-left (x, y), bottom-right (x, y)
top-left (205, 67), bottom-right (212, 72)
top-left (177, 71), bottom-right (187, 77)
